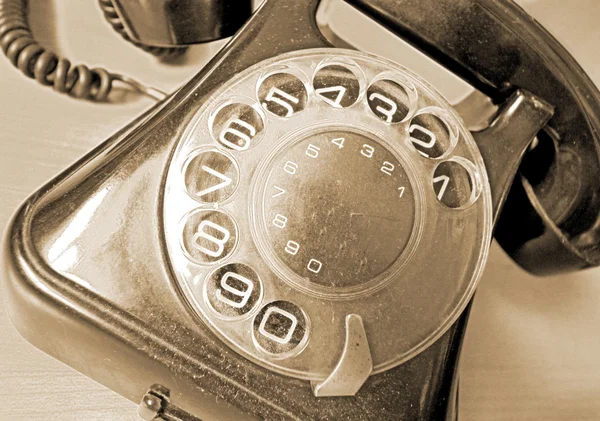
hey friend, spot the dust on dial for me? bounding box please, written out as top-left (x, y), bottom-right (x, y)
top-left (259, 128), bottom-right (416, 294)
top-left (164, 48), bottom-right (492, 393)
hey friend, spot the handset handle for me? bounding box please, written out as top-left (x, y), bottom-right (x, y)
top-left (344, 0), bottom-right (600, 274)
top-left (109, 0), bottom-right (253, 47)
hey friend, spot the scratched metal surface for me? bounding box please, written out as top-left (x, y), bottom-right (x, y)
top-left (0, 1), bottom-right (599, 420)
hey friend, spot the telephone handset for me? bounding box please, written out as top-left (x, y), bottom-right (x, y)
top-left (2, 1), bottom-right (600, 420)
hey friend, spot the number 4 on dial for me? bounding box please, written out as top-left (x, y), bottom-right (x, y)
top-left (315, 86), bottom-right (346, 108)
top-left (332, 137), bottom-right (345, 148)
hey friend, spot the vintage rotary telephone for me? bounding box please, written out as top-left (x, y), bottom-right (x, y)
top-left (2, 0), bottom-right (600, 420)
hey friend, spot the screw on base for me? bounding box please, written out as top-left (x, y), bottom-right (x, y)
top-left (137, 385), bottom-right (203, 421)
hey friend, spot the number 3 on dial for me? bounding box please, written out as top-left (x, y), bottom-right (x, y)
top-left (361, 144), bottom-right (374, 158)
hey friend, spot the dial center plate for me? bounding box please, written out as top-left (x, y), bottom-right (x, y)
top-left (261, 130), bottom-right (415, 290)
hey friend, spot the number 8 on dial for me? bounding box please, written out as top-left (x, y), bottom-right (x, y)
top-left (181, 210), bottom-right (238, 264)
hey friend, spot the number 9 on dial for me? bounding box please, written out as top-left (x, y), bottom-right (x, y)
top-left (204, 263), bottom-right (263, 320)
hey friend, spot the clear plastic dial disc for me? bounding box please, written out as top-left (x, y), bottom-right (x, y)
top-left (163, 49), bottom-right (492, 387)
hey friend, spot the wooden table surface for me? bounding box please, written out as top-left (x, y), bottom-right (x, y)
top-left (1, 1), bottom-right (599, 420)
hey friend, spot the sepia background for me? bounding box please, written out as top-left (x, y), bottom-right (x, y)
top-left (1, 1), bottom-right (599, 419)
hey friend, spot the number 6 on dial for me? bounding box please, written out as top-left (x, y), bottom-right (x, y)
top-left (284, 161), bottom-right (298, 175)
top-left (220, 119), bottom-right (256, 151)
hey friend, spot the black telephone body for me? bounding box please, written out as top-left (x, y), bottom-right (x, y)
top-left (2, 1), bottom-right (600, 420)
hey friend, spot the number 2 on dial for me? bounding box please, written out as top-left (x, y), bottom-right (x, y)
top-left (381, 161), bottom-right (394, 175)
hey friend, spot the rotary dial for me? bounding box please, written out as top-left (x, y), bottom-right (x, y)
top-left (163, 49), bottom-right (492, 394)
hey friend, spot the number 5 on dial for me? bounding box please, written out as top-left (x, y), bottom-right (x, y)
top-left (263, 87), bottom-right (299, 117)
top-left (306, 144), bottom-right (320, 158)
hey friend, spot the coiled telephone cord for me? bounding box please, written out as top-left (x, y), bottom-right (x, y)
top-left (0, 0), bottom-right (166, 101)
